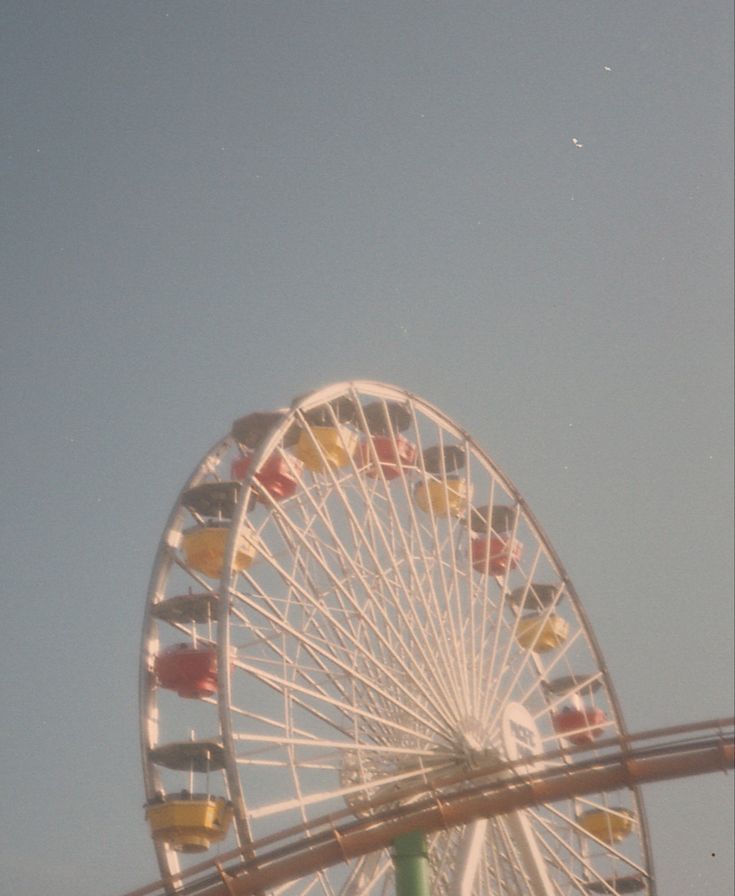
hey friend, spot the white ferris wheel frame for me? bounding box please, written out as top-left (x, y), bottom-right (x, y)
top-left (139, 380), bottom-right (655, 896)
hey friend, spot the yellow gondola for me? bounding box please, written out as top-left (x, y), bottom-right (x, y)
top-left (181, 524), bottom-right (257, 579)
top-left (578, 807), bottom-right (635, 844)
top-left (414, 477), bottom-right (468, 518)
top-left (515, 613), bottom-right (569, 652)
top-left (146, 794), bottom-right (234, 853)
top-left (295, 425), bottom-right (358, 472)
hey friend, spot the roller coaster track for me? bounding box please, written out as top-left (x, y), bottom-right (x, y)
top-left (122, 717), bottom-right (734, 896)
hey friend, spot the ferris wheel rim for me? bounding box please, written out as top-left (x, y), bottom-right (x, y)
top-left (139, 434), bottom-right (233, 883)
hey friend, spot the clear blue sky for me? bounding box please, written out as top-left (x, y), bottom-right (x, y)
top-left (1, 1), bottom-right (732, 893)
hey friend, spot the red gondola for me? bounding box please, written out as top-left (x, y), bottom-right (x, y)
top-left (359, 434), bottom-right (417, 480)
top-left (230, 452), bottom-right (300, 501)
top-left (471, 533), bottom-right (522, 576)
top-left (155, 644), bottom-right (217, 699)
top-left (552, 706), bottom-right (607, 745)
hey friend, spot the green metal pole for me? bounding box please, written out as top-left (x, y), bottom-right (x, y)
top-left (392, 832), bottom-right (430, 896)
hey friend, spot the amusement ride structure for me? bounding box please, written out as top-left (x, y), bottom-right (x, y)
top-left (132, 381), bottom-right (734, 896)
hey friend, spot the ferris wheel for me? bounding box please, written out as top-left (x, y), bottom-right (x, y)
top-left (139, 380), bottom-right (654, 896)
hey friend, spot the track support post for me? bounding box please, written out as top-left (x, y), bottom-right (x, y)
top-left (392, 832), bottom-right (431, 896)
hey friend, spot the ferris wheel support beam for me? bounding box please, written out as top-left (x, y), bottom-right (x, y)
top-left (392, 832), bottom-right (431, 896)
top-left (190, 731), bottom-right (733, 896)
top-left (449, 811), bottom-right (555, 896)
top-left (448, 820), bottom-right (487, 896)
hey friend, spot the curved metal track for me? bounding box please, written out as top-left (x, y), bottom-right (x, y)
top-left (123, 720), bottom-right (734, 896)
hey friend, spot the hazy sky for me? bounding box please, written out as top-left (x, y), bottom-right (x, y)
top-left (1, 1), bottom-right (732, 894)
